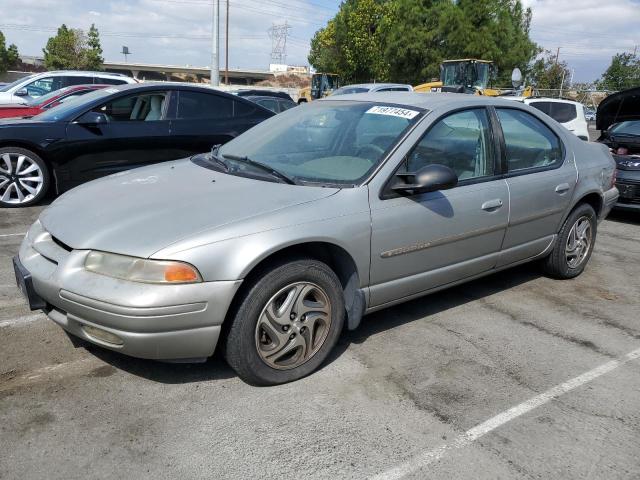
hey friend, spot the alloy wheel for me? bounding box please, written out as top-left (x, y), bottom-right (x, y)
top-left (255, 282), bottom-right (332, 370)
top-left (0, 152), bottom-right (45, 205)
top-left (565, 215), bottom-right (592, 269)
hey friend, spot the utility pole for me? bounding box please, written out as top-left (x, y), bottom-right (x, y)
top-left (225, 0), bottom-right (229, 85)
top-left (211, 0), bottom-right (220, 86)
top-left (634, 45), bottom-right (638, 57)
top-left (554, 46), bottom-right (560, 65)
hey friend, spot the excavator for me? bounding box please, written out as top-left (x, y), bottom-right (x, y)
top-left (298, 73), bottom-right (341, 103)
top-left (414, 59), bottom-right (533, 97)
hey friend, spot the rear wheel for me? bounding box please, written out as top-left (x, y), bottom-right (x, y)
top-left (543, 203), bottom-right (597, 279)
top-left (224, 259), bottom-right (345, 385)
top-left (0, 147), bottom-right (49, 208)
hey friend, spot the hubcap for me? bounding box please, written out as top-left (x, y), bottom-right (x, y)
top-left (255, 282), bottom-right (332, 370)
top-left (565, 216), bottom-right (592, 269)
top-left (0, 152), bottom-right (44, 205)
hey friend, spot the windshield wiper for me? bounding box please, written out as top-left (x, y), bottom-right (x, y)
top-left (206, 144), bottom-right (229, 171)
top-left (222, 153), bottom-right (297, 185)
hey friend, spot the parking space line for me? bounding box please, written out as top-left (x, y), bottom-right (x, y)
top-left (370, 347), bottom-right (640, 480)
top-left (0, 313), bottom-right (46, 328)
top-left (0, 232), bottom-right (26, 238)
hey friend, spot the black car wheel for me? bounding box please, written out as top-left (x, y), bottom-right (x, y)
top-left (224, 258), bottom-right (345, 386)
top-left (0, 147), bottom-right (50, 208)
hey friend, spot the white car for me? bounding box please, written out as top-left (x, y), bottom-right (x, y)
top-left (502, 97), bottom-right (590, 141)
top-left (0, 71), bottom-right (136, 105)
top-left (330, 83), bottom-right (413, 96)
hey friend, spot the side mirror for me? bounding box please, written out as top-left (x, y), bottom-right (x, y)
top-left (76, 111), bottom-right (108, 126)
top-left (392, 164), bottom-right (458, 194)
top-left (15, 88), bottom-right (28, 97)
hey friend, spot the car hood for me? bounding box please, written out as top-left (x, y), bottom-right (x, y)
top-left (40, 158), bottom-right (339, 258)
top-left (596, 87), bottom-right (640, 131)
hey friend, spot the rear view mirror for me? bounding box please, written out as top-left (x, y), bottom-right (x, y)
top-left (76, 111), bottom-right (108, 126)
top-left (15, 88), bottom-right (28, 97)
top-left (392, 164), bottom-right (458, 194)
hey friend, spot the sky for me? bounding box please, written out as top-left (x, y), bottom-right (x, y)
top-left (0, 0), bottom-right (638, 83)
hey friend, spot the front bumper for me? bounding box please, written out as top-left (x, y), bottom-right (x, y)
top-left (614, 170), bottom-right (640, 211)
top-left (18, 221), bottom-right (242, 361)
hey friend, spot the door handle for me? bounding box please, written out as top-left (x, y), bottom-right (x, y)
top-left (555, 183), bottom-right (570, 194)
top-left (481, 199), bottom-right (503, 211)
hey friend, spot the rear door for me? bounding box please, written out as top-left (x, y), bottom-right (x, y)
top-left (60, 90), bottom-right (173, 189)
top-left (169, 90), bottom-right (271, 156)
top-left (494, 107), bottom-right (577, 266)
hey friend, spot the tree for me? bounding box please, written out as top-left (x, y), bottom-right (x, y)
top-left (598, 52), bottom-right (640, 91)
top-left (309, 0), bottom-right (391, 83)
top-left (311, 0), bottom-right (539, 86)
top-left (43, 24), bottom-right (104, 71)
top-left (0, 31), bottom-right (20, 73)
top-left (86, 24), bottom-right (104, 71)
top-left (528, 50), bottom-right (571, 90)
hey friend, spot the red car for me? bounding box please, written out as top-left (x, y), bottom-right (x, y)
top-left (0, 84), bottom-right (108, 119)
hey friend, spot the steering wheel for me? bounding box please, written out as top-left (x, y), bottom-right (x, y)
top-left (356, 143), bottom-right (385, 161)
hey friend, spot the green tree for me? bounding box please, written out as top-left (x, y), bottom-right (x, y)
top-left (598, 52), bottom-right (640, 91)
top-left (86, 24), bottom-right (104, 71)
top-left (528, 50), bottom-right (571, 90)
top-left (0, 31), bottom-right (20, 73)
top-left (43, 24), bottom-right (104, 71)
top-left (309, 0), bottom-right (390, 83)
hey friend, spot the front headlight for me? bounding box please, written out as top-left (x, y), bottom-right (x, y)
top-left (84, 251), bottom-right (202, 284)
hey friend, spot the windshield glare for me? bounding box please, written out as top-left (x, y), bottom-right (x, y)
top-left (0, 75), bottom-right (35, 93)
top-left (33, 88), bottom-right (114, 121)
top-left (218, 101), bottom-right (423, 185)
top-left (611, 120), bottom-right (640, 136)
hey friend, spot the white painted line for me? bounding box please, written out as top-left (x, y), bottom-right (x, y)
top-left (0, 232), bottom-right (26, 238)
top-left (0, 313), bottom-right (45, 328)
top-left (370, 347), bottom-right (640, 480)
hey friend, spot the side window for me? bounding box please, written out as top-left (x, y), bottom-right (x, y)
top-left (528, 101), bottom-right (552, 116)
top-left (177, 91), bottom-right (232, 119)
top-left (529, 101), bottom-right (577, 123)
top-left (98, 77), bottom-right (129, 85)
top-left (24, 77), bottom-right (63, 97)
top-left (92, 91), bottom-right (168, 121)
top-left (45, 90), bottom-right (92, 109)
top-left (401, 108), bottom-right (494, 181)
top-left (377, 87), bottom-right (411, 92)
top-left (257, 98), bottom-right (278, 113)
top-left (63, 76), bottom-right (94, 87)
top-left (279, 100), bottom-right (295, 112)
top-left (496, 108), bottom-right (563, 172)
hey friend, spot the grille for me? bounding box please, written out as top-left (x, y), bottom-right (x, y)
top-left (616, 181), bottom-right (640, 204)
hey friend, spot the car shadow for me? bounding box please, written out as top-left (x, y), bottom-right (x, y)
top-left (605, 209), bottom-right (640, 226)
top-left (83, 263), bottom-right (543, 386)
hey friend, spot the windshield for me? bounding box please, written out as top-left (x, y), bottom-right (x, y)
top-left (610, 120), bottom-right (640, 136)
top-left (442, 62), bottom-right (490, 89)
top-left (0, 74), bottom-right (35, 93)
top-left (26, 87), bottom-right (73, 106)
top-left (216, 101), bottom-right (423, 186)
top-left (331, 87), bottom-right (369, 96)
top-left (33, 88), bottom-right (115, 121)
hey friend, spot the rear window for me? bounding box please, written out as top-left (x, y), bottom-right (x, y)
top-left (529, 101), bottom-right (577, 123)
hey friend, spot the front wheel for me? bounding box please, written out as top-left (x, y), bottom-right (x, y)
top-left (224, 259), bottom-right (345, 385)
top-left (0, 147), bottom-right (50, 208)
top-left (543, 203), bottom-right (597, 279)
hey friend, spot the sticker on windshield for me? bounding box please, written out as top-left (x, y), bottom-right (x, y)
top-left (365, 106), bottom-right (419, 119)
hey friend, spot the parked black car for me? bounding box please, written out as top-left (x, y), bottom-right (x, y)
top-left (597, 87), bottom-right (640, 211)
top-left (0, 83), bottom-right (274, 207)
top-left (244, 95), bottom-right (297, 114)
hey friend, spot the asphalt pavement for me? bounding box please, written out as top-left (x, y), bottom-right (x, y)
top-left (1, 200), bottom-right (639, 480)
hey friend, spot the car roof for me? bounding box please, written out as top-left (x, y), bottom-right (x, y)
top-left (524, 97), bottom-right (582, 106)
top-left (319, 91), bottom-right (542, 110)
top-left (32, 70), bottom-right (130, 78)
top-left (245, 95), bottom-right (293, 102)
top-left (340, 83), bottom-right (411, 90)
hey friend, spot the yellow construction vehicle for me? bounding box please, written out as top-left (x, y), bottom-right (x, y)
top-left (414, 59), bottom-right (533, 97)
top-left (298, 73), bottom-right (341, 103)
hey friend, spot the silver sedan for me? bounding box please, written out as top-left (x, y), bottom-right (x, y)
top-left (15, 93), bottom-right (618, 385)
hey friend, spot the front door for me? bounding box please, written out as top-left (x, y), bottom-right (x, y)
top-left (369, 108), bottom-right (509, 307)
top-left (60, 90), bottom-right (173, 189)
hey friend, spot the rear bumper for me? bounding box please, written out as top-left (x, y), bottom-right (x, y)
top-left (601, 186), bottom-right (619, 220)
top-left (18, 220), bottom-right (242, 360)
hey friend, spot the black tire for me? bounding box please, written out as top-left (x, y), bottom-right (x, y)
top-left (543, 203), bottom-right (597, 279)
top-left (224, 258), bottom-right (345, 386)
top-left (0, 147), bottom-right (50, 208)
